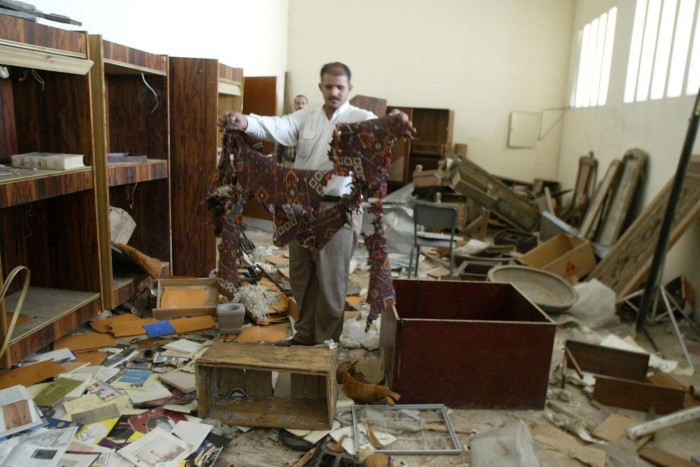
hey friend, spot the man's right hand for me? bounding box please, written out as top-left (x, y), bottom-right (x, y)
top-left (218, 111), bottom-right (249, 132)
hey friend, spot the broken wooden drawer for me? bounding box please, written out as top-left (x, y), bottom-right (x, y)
top-left (381, 279), bottom-right (555, 409)
top-left (195, 343), bottom-right (337, 430)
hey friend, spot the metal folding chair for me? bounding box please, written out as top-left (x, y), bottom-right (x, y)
top-left (408, 200), bottom-right (459, 277)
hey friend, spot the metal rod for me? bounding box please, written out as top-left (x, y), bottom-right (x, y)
top-left (635, 87), bottom-right (700, 330)
top-left (660, 287), bottom-right (694, 370)
top-left (626, 406), bottom-right (700, 439)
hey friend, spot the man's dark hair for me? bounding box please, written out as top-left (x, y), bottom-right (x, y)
top-left (320, 62), bottom-right (351, 82)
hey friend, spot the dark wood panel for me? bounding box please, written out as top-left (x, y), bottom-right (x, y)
top-left (243, 76), bottom-right (277, 154)
top-left (12, 69), bottom-right (94, 165)
top-left (219, 64), bottom-right (244, 83)
top-left (106, 75), bottom-right (169, 158)
top-left (566, 340), bottom-right (649, 381)
top-left (0, 79), bottom-right (18, 159)
top-left (109, 179), bottom-right (170, 260)
top-left (594, 375), bottom-right (686, 414)
top-left (169, 57), bottom-right (219, 277)
top-left (24, 192), bottom-right (101, 292)
top-left (0, 16), bottom-right (87, 56)
top-left (103, 40), bottom-right (167, 73)
top-left (107, 160), bottom-right (168, 186)
top-left (350, 95), bottom-right (387, 117)
top-left (0, 170), bottom-right (93, 208)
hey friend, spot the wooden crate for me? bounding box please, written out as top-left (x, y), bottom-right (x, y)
top-left (381, 279), bottom-right (555, 409)
top-left (196, 343), bottom-right (338, 430)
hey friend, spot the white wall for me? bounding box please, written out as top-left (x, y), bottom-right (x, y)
top-left (286, 0), bottom-right (575, 181)
top-left (560, 0), bottom-right (700, 301)
top-left (29, 0), bottom-right (289, 85)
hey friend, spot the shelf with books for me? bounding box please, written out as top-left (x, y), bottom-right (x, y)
top-left (0, 17), bottom-right (102, 369)
top-left (89, 36), bottom-right (172, 309)
top-left (169, 59), bottom-right (243, 277)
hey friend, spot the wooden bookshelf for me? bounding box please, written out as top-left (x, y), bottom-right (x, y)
top-left (89, 36), bottom-right (171, 310)
top-left (169, 58), bottom-right (243, 277)
top-left (0, 17), bottom-right (101, 368)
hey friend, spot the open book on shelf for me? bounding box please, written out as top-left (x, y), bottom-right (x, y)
top-left (11, 152), bottom-right (86, 170)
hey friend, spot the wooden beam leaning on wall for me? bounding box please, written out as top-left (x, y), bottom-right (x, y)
top-left (588, 156), bottom-right (700, 299)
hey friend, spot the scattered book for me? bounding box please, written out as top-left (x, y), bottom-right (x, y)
top-left (107, 152), bottom-right (149, 163)
top-left (158, 370), bottom-right (196, 394)
top-left (11, 152), bottom-right (86, 170)
top-left (0, 385), bottom-right (44, 437)
top-left (33, 377), bottom-right (84, 407)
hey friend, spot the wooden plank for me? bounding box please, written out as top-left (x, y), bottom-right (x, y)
top-left (596, 149), bottom-right (647, 246)
top-left (169, 57), bottom-right (219, 277)
top-left (565, 340), bottom-right (649, 381)
top-left (580, 159), bottom-right (622, 238)
top-left (0, 169), bottom-right (93, 208)
top-left (245, 370), bottom-right (273, 398)
top-left (206, 397), bottom-right (331, 430)
top-left (107, 160), bottom-right (168, 186)
top-left (448, 158), bottom-right (540, 231)
top-left (103, 40), bottom-right (167, 74)
top-left (198, 343), bottom-right (337, 374)
top-left (594, 375), bottom-right (686, 414)
top-left (0, 15), bottom-right (87, 55)
top-left (589, 157), bottom-right (700, 297)
top-left (638, 446), bottom-right (696, 467)
top-left (562, 152), bottom-right (597, 226)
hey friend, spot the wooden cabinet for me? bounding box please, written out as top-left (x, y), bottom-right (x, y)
top-left (169, 59), bottom-right (243, 277)
top-left (0, 17), bottom-right (101, 368)
top-left (88, 35), bottom-right (171, 310)
top-left (387, 107), bottom-right (454, 189)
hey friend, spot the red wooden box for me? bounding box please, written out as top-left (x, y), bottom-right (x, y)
top-left (380, 279), bottom-right (555, 409)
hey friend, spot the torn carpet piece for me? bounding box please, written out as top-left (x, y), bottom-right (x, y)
top-left (208, 114), bottom-right (411, 329)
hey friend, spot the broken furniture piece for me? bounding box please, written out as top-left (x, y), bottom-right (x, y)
top-left (351, 404), bottom-right (461, 455)
top-left (196, 342), bottom-right (337, 430)
top-left (563, 340), bottom-right (687, 414)
top-left (447, 156), bottom-right (540, 231)
top-left (381, 279), bottom-right (555, 408)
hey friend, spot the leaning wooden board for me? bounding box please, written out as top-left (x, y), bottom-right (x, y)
top-left (588, 156), bottom-right (700, 298)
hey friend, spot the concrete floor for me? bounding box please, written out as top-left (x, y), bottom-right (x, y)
top-left (215, 226), bottom-right (700, 466)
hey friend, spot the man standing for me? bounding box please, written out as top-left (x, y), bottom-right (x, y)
top-left (223, 62), bottom-right (391, 345)
top-left (275, 94), bottom-right (309, 164)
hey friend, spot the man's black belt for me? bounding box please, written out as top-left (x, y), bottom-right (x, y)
top-left (322, 195), bottom-right (341, 202)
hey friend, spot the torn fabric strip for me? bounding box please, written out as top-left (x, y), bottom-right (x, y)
top-left (208, 114), bottom-right (411, 330)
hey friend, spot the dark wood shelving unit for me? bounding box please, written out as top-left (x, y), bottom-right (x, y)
top-left (0, 17), bottom-right (101, 368)
top-left (89, 35), bottom-right (171, 309)
top-left (387, 107), bottom-right (454, 189)
top-left (169, 58), bottom-right (243, 277)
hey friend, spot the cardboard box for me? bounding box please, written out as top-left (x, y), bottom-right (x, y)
top-left (519, 234), bottom-right (596, 283)
top-left (109, 206), bottom-right (136, 244)
top-left (153, 278), bottom-right (218, 319)
top-left (381, 279), bottom-right (555, 409)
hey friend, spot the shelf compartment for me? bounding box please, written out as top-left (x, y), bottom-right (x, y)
top-left (0, 168), bottom-right (93, 208)
top-left (107, 160), bottom-right (168, 186)
top-left (2, 287), bottom-right (101, 367)
top-left (112, 261), bottom-right (170, 308)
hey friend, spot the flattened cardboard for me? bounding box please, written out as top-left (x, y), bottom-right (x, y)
top-left (161, 287), bottom-right (208, 309)
top-left (54, 332), bottom-right (117, 352)
top-left (74, 351), bottom-right (108, 366)
top-left (90, 314), bottom-right (140, 334)
top-left (235, 325), bottom-right (289, 343)
top-left (110, 318), bottom-right (158, 338)
top-left (170, 316), bottom-right (216, 334)
top-left (0, 360), bottom-right (65, 390)
top-left (592, 413), bottom-right (638, 441)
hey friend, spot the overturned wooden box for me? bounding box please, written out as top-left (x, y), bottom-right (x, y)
top-left (196, 343), bottom-right (338, 430)
top-left (565, 340), bottom-right (686, 414)
top-left (381, 279), bottom-right (555, 408)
